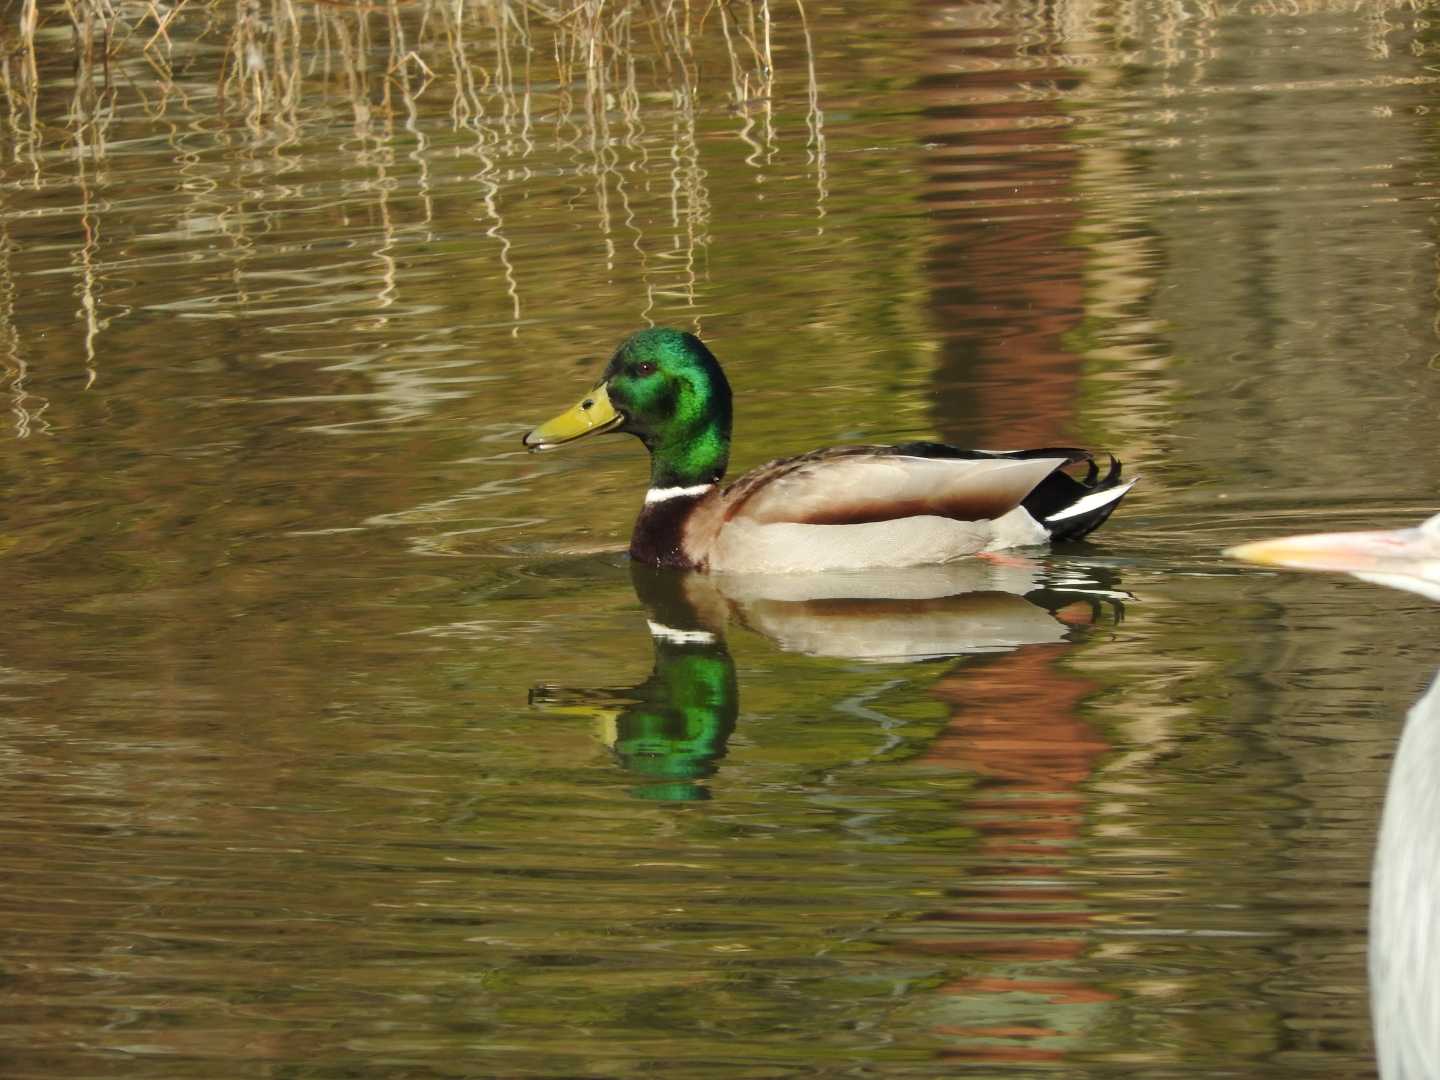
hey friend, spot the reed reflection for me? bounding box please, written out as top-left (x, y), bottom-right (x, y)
top-left (532, 558), bottom-right (1127, 801)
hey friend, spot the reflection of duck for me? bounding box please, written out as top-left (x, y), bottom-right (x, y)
top-left (1229, 513), bottom-right (1440, 1079)
top-left (522, 328), bottom-right (1133, 572)
top-left (710, 558), bottom-right (1125, 661)
top-left (532, 560), bottom-right (1127, 799)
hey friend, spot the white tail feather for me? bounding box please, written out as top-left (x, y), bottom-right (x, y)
top-left (1045, 479), bottom-right (1136, 525)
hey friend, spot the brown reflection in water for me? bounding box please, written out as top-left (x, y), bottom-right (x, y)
top-left (918, 1), bottom-right (1087, 447)
top-left (912, 612), bottom-right (1116, 1062)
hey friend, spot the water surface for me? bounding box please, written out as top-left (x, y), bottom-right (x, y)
top-left (2, 1), bottom-right (1438, 1076)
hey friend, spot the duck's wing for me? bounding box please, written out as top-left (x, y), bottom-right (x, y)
top-left (719, 445), bottom-right (1073, 527)
top-left (694, 445), bottom-right (1132, 573)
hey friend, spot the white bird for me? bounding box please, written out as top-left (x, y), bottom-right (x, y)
top-left (1229, 512), bottom-right (1440, 1079)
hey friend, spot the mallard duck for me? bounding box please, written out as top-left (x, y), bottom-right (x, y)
top-left (522, 328), bottom-right (1135, 573)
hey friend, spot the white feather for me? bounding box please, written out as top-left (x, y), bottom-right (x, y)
top-left (1372, 672), bottom-right (1440, 1079)
top-left (1045, 478), bottom-right (1136, 524)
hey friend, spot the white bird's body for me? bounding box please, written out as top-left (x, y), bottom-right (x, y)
top-left (1229, 511), bottom-right (1440, 1079)
top-left (1372, 671), bottom-right (1440, 1080)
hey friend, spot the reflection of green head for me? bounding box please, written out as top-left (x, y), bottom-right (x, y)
top-left (612, 645), bottom-right (737, 801)
top-left (609, 563), bottom-right (738, 801)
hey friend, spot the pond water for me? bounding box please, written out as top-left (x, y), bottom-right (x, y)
top-left (3, 1), bottom-right (1439, 1076)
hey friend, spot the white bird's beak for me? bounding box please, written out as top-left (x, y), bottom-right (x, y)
top-left (1226, 517), bottom-right (1440, 602)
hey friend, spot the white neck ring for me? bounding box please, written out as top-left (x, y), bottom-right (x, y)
top-left (645, 483), bottom-right (714, 505)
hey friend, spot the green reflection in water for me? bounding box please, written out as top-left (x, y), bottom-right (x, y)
top-left (533, 566), bottom-right (739, 801)
top-left (535, 558), bottom-right (1129, 801)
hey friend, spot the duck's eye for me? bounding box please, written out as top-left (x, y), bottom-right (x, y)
top-left (635, 362), bottom-right (657, 376)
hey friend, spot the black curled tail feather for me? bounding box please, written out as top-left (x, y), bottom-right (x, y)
top-left (1017, 452), bottom-right (1129, 543)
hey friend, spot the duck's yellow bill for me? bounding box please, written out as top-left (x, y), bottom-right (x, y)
top-left (522, 382), bottom-right (623, 451)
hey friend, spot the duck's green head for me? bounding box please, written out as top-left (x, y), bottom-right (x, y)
top-left (523, 328), bottom-right (733, 488)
